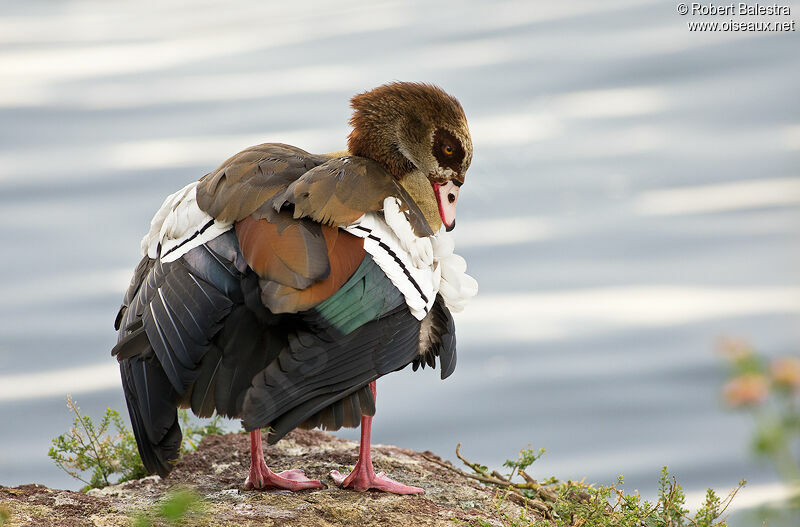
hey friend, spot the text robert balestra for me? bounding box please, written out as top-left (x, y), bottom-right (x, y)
top-left (690, 3), bottom-right (791, 15)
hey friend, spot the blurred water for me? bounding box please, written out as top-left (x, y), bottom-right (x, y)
top-left (0, 0), bottom-right (799, 523)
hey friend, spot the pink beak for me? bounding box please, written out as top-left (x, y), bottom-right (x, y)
top-left (433, 180), bottom-right (460, 231)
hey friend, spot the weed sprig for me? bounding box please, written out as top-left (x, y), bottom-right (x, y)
top-left (48, 396), bottom-right (223, 491)
top-left (439, 447), bottom-right (743, 527)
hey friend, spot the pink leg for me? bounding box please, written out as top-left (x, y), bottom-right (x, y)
top-left (244, 429), bottom-right (324, 491)
top-left (330, 381), bottom-right (424, 494)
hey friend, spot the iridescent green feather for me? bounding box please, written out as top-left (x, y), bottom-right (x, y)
top-left (313, 255), bottom-right (404, 335)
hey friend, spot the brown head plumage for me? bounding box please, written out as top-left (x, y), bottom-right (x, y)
top-left (347, 82), bottom-right (473, 230)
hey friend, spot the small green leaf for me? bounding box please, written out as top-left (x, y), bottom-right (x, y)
top-left (157, 489), bottom-right (201, 524)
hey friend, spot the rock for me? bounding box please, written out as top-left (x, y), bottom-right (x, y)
top-left (0, 429), bottom-right (534, 526)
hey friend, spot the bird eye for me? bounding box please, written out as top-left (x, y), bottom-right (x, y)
top-left (442, 145), bottom-right (454, 156)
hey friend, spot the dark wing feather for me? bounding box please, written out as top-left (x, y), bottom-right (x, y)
top-left (242, 304), bottom-right (421, 443)
top-left (119, 357), bottom-right (181, 477)
top-left (297, 385), bottom-right (375, 431)
top-left (139, 256), bottom-right (233, 393)
top-left (413, 295), bottom-right (457, 380)
top-left (114, 231), bottom-right (250, 476)
top-left (115, 255), bottom-right (155, 330)
top-left (189, 344), bottom-right (222, 418)
top-left (196, 143), bottom-right (326, 223)
top-left (110, 321), bottom-right (148, 361)
top-left (212, 305), bottom-right (284, 417)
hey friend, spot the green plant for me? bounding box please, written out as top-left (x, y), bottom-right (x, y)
top-left (179, 410), bottom-right (224, 453)
top-left (0, 504), bottom-right (11, 526)
top-left (718, 338), bottom-right (800, 493)
top-left (48, 396), bottom-right (147, 490)
top-left (49, 396), bottom-right (225, 491)
top-left (434, 447), bottom-right (742, 527)
top-left (131, 488), bottom-right (205, 527)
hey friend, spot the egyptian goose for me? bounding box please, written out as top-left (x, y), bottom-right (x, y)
top-left (112, 82), bottom-right (477, 494)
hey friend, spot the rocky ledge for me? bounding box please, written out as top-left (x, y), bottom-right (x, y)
top-left (0, 429), bottom-right (532, 526)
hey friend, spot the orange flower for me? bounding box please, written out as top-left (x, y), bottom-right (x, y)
top-left (770, 357), bottom-right (800, 390)
top-left (723, 374), bottom-right (768, 407)
top-left (716, 337), bottom-right (753, 363)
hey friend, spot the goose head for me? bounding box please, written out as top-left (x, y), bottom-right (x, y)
top-left (347, 82), bottom-right (472, 232)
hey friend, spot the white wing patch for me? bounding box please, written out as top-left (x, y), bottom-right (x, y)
top-left (140, 181), bottom-right (233, 263)
top-left (343, 197), bottom-right (478, 320)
